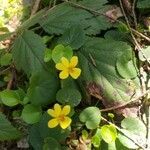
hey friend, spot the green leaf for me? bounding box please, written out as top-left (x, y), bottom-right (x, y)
top-left (44, 48), bottom-right (52, 62)
top-left (0, 89), bottom-right (22, 106)
top-left (116, 53), bottom-right (138, 79)
top-left (39, 2), bottom-right (113, 35)
top-left (77, 38), bottom-right (139, 108)
top-left (58, 25), bottom-right (85, 49)
top-left (101, 125), bottom-right (117, 144)
top-left (139, 46), bottom-right (150, 61)
top-left (43, 137), bottom-right (61, 150)
top-left (121, 117), bottom-right (146, 135)
top-left (19, 8), bottom-right (47, 30)
top-left (21, 104), bottom-right (42, 124)
top-left (27, 70), bottom-right (59, 106)
top-left (79, 106), bottom-right (101, 129)
top-left (0, 53), bottom-right (12, 66)
top-left (137, 0), bottom-right (150, 9)
top-left (29, 124), bottom-right (43, 150)
top-left (0, 112), bottom-right (21, 140)
top-left (52, 44), bottom-right (73, 63)
top-left (56, 88), bottom-right (81, 106)
top-left (118, 117), bottom-right (146, 149)
top-left (12, 30), bottom-right (46, 75)
top-left (92, 129), bottom-right (102, 148)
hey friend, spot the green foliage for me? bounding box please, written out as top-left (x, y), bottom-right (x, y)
top-left (43, 137), bottom-right (61, 150)
top-left (56, 88), bottom-right (81, 106)
top-left (0, 112), bottom-right (21, 140)
top-left (101, 125), bottom-right (117, 144)
top-left (0, 0), bottom-right (148, 149)
top-left (137, 0), bottom-right (150, 9)
top-left (44, 48), bottom-right (52, 62)
top-left (0, 53), bottom-right (12, 66)
top-left (12, 30), bottom-right (46, 75)
top-left (27, 70), bottom-right (59, 106)
top-left (79, 107), bottom-right (101, 129)
top-left (118, 117), bottom-right (146, 149)
top-left (139, 46), bottom-right (150, 61)
top-left (21, 104), bottom-right (42, 124)
top-left (0, 89), bottom-right (25, 106)
top-left (52, 44), bottom-right (73, 63)
top-left (58, 25), bottom-right (85, 49)
top-left (39, 1), bottom-right (113, 35)
top-left (78, 38), bottom-right (138, 107)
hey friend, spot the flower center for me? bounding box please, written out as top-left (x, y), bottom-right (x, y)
top-left (58, 115), bottom-right (65, 122)
top-left (68, 67), bottom-right (74, 73)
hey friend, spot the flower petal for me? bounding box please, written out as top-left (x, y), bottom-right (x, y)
top-left (70, 56), bottom-right (78, 67)
top-left (53, 103), bottom-right (61, 117)
top-left (70, 68), bottom-right (81, 79)
top-left (59, 70), bottom-right (69, 79)
top-left (47, 109), bottom-right (57, 117)
top-left (48, 118), bottom-right (59, 128)
top-left (61, 105), bottom-right (71, 115)
top-left (55, 63), bottom-right (65, 70)
top-left (59, 117), bottom-right (72, 129)
top-left (61, 57), bottom-right (69, 67)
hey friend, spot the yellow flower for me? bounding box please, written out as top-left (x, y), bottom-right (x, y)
top-left (47, 103), bottom-right (72, 129)
top-left (55, 56), bottom-right (81, 79)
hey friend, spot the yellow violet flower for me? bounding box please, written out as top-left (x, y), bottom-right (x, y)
top-left (47, 103), bottom-right (72, 129)
top-left (55, 56), bottom-right (81, 79)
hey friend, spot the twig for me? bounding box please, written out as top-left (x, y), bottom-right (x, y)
top-left (30, 0), bottom-right (41, 17)
top-left (100, 88), bottom-right (150, 112)
top-left (131, 28), bottom-right (150, 42)
top-left (132, 0), bottom-right (138, 28)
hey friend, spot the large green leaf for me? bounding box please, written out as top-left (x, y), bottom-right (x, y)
top-left (39, 2), bottom-right (113, 35)
top-left (58, 25), bottom-right (85, 49)
top-left (12, 30), bottom-right (46, 75)
top-left (27, 70), bottom-right (59, 106)
top-left (77, 38), bottom-right (139, 107)
top-left (0, 112), bottom-right (21, 140)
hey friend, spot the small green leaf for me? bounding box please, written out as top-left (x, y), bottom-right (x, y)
top-left (139, 46), bottom-right (150, 61)
top-left (58, 25), bottom-right (85, 49)
top-left (82, 130), bottom-right (89, 140)
top-left (92, 129), bottom-right (102, 148)
top-left (101, 125), bottom-right (117, 144)
top-left (52, 44), bottom-right (73, 63)
top-left (79, 107), bottom-right (101, 129)
top-left (0, 112), bottom-right (21, 140)
top-left (118, 117), bottom-right (146, 149)
top-left (0, 89), bottom-right (21, 106)
top-left (56, 88), bottom-right (81, 106)
top-left (116, 53), bottom-right (137, 79)
top-left (44, 48), bottom-right (52, 62)
top-left (21, 104), bottom-right (42, 124)
top-left (43, 137), bottom-right (61, 150)
top-left (0, 53), bottom-right (12, 66)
